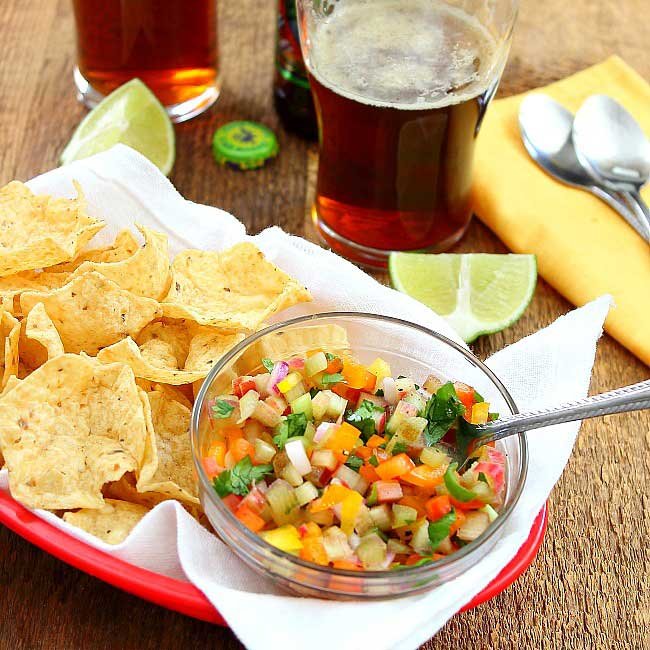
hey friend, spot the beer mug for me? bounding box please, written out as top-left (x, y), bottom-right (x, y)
top-left (71, 0), bottom-right (220, 122)
top-left (296, 0), bottom-right (518, 267)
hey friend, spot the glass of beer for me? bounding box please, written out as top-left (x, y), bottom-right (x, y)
top-left (71, 0), bottom-right (219, 123)
top-left (297, 0), bottom-right (518, 267)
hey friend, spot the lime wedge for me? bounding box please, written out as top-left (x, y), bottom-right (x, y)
top-left (60, 79), bottom-right (175, 175)
top-left (389, 253), bottom-right (537, 343)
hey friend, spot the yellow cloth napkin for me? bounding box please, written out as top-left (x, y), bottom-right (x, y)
top-left (474, 56), bottom-right (650, 366)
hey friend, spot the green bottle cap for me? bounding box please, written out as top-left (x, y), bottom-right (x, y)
top-left (212, 121), bottom-right (279, 170)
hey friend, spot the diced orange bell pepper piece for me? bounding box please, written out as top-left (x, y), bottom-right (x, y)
top-left (405, 553), bottom-right (426, 566)
top-left (450, 508), bottom-right (467, 534)
top-left (332, 560), bottom-right (362, 571)
top-left (331, 382), bottom-right (359, 402)
top-left (300, 537), bottom-right (329, 565)
top-left (324, 422), bottom-right (361, 453)
top-left (325, 356), bottom-right (343, 374)
top-left (309, 484), bottom-right (351, 512)
top-left (366, 434), bottom-right (385, 449)
top-left (342, 363), bottom-right (376, 390)
top-left (207, 440), bottom-right (227, 467)
top-left (359, 464), bottom-right (380, 484)
top-left (298, 522), bottom-right (322, 538)
top-left (375, 453), bottom-right (415, 480)
top-left (222, 426), bottom-right (244, 442)
top-left (229, 437), bottom-right (254, 464)
top-left (398, 495), bottom-right (427, 517)
top-left (401, 464), bottom-right (445, 488)
top-left (425, 495), bottom-right (452, 521)
top-left (235, 505), bottom-right (266, 532)
top-left (454, 382), bottom-right (476, 411)
top-left (450, 497), bottom-right (485, 511)
top-left (354, 446), bottom-right (373, 460)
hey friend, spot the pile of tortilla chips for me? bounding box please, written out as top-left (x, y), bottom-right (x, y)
top-left (0, 181), bottom-right (311, 545)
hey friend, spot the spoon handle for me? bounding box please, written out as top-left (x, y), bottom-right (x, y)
top-left (472, 379), bottom-right (650, 445)
top-left (588, 185), bottom-right (649, 240)
top-left (622, 190), bottom-right (650, 241)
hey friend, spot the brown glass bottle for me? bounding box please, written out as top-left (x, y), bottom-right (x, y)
top-left (274, 0), bottom-right (317, 140)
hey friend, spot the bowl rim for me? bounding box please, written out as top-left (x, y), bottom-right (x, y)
top-left (190, 311), bottom-right (528, 581)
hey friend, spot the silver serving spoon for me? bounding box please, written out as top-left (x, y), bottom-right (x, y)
top-left (518, 94), bottom-right (649, 241)
top-left (467, 379), bottom-right (650, 452)
top-left (573, 95), bottom-right (650, 239)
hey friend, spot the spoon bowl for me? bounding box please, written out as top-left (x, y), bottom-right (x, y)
top-left (573, 94), bottom-right (650, 191)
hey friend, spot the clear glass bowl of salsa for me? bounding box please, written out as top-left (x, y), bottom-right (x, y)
top-left (191, 312), bottom-right (527, 599)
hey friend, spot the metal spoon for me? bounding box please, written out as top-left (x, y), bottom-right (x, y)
top-left (468, 379), bottom-right (650, 451)
top-left (518, 94), bottom-right (648, 241)
top-left (573, 95), bottom-right (650, 239)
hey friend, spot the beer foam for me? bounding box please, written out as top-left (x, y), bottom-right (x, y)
top-left (308, 0), bottom-right (499, 109)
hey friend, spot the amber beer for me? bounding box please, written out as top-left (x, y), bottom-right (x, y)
top-left (72, 0), bottom-right (219, 121)
top-left (306, 0), bottom-right (499, 266)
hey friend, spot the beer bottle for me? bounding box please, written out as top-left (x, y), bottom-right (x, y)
top-left (274, 0), bottom-right (317, 140)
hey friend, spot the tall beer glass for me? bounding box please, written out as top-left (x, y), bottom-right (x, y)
top-left (72, 0), bottom-right (219, 123)
top-left (297, 0), bottom-right (518, 267)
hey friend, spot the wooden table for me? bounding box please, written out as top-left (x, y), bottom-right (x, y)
top-left (0, 1), bottom-right (648, 648)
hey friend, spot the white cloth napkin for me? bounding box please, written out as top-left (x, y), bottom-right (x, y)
top-left (0, 145), bottom-right (611, 649)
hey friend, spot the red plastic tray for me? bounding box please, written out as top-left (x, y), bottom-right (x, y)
top-left (0, 489), bottom-right (546, 623)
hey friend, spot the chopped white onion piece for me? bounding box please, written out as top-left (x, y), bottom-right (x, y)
top-left (285, 439), bottom-right (312, 476)
top-left (382, 377), bottom-right (399, 405)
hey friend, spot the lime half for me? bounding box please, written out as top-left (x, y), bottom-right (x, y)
top-left (61, 79), bottom-right (175, 175)
top-left (389, 253), bottom-right (537, 343)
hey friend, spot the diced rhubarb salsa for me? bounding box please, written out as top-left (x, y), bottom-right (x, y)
top-left (202, 350), bottom-right (505, 571)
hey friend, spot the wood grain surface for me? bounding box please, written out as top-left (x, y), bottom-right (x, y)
top-left (0, 1), bottom-right (648, 648)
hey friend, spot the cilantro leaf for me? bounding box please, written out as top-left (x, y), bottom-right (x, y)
top-left (321, 372), bottom-right (344, 386)
top-left (428, 509), bottom-right (457, 550)
top-left (262, 358), bottom-right (275, 372)
top-left (273, 412), bottom-right (308, 449)
top-left (346, 399), bottom-right (384, 441)
top-left (345, 454), bottom-right (364, 472)
top-left (368, 455), bottom-right (379, 467)
top-left (375, 388), bottom-right (384, 397)
top-left (392, 557), bottom-right (434, 570)
top-left (423, 382), bottom-right (465, 446)
top-left (213, 457), bottom-right (273, 497)
top-left (325, 352), bottom-right (336, 362)
top-left (473, 389), bottom-right (485, 403)
top-left (212, 399), bottom-right (235, 419)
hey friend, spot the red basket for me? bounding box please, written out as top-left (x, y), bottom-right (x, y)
top-left (0, 489), bottom-right (546, 624)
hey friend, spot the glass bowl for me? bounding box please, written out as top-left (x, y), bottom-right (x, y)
top-left (191, 313), bottom-right (527, 600)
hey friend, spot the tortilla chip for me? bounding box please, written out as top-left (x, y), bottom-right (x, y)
top-left (135, 318), bottom-right (194, 366)
top-left (0, 269), bottom-right (71, 316)
top-left (184, 328), bottom-right (246, 374)
top-left (20, 272), bottom-right (162, 355)
top-left (96, 336), bottom-right (211, 385)
top-left (69, 225), bottom-right (172, 300)
top-left (137, 390), bottom-right (199, 506)
top-left (63, 499), bottom-right (149, 545)
top-left (48, 229), bottom-right (140, 273)
top-left (19, 302), bottom-right (64, 369)
top-left (103, 472), bottom-right (202, 519)
top-left (0, 181), bottom-right (104, 277)
top-left (150, 383), bottom-right (194, 410)
top-left (1, 374), bottom-right (21, 396)
top-left (0, 310), bottom-right (20, 387)
top-left (161, 243), bottom-right (311, 329)
top-left (0, 354), bottom-right (148, 509)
